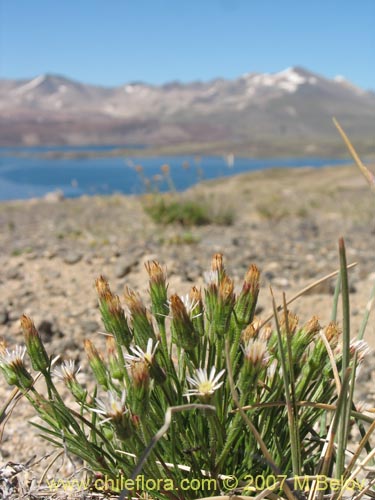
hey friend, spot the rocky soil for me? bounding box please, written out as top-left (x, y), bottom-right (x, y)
top-left (0, 163), bottom-right (374, 497)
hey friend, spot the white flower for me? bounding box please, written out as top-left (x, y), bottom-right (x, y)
top-left (180, 294), bottom-right (198, 313)
top-left (242, 338), bottom-right (270, 366)
top-left (123, 338), bottom-right (159, 365)
top-left (0, 345), bottom-right (26, 368)
top-left (185, 366), bottom-right (225, 397)
top-left (203, 270), bottom-right (219, 287)
top-left (53, 360), bottom-right (81, 382)
top-left (350, 339), bottom-right (370, 362)
top-left (91, 390), bottom-right (127, 424)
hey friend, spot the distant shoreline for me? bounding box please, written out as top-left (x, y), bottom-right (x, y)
top-left (2, 138), bottom-right (374, 160)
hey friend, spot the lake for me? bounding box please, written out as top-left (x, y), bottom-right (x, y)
top-left (0, 146), bottom-right (351, 201)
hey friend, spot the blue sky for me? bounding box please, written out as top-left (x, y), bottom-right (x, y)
top-left (1, 0), bottom-right (374, 89)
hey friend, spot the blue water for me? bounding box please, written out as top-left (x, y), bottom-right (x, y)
top-left (0, 146), bottom-right (351, 201)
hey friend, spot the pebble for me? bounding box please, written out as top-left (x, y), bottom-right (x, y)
top-left (37, 319), bottom-right (63, 342)
top-left (80, 320), bottom-right (100, 333)
top-left (273, 277), bottom-right (290, 288)
top-left (6, 267), bottom-right (21, 280)
top-left (63, 252), bottom-right (83, 265)
top-left (0, 308), bottom-right (9, 325)
top-left (114, 258), bottom-right (138, 278)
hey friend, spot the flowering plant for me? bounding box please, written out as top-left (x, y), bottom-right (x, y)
top-left (0, 247), bottom-right (374, 500)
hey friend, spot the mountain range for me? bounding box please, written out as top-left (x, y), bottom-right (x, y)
top-left (0, 66), bottom-right (374, 154)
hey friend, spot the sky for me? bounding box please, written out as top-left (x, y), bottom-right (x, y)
top-left (0, 0), bottom-right (374, 90)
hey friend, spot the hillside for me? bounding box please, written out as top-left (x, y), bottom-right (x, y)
top-left (0, 67), bottom-right (374, 153)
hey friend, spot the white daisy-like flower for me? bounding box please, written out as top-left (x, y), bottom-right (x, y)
top-left (185, 366), bottom-right (225, 397)
top-left (53, 360), bottom-right (81, 382)
top-left (123, 338), bottom-right (159, 365)
top-left (350, 339), bottom-right (370, 362)
top-left (180, 294), bottom-right (198, 313)
top-left (91, 389), bottom-right (127, 424)
top-left (0, 345), bottom-right (27, 368)
top-left (242, 338), bottom-right (270, 366)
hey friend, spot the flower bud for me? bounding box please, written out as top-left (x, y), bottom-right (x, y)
top-left (106, 336), bottom-right (124, 380)
top-left (169, 294), bottom-right (198, 351)
top-left (279, 310), bottom-right (299, 336)
top-left (84, 340), bottom-right (109, 389)
top-left (303, 316), bottom-right (321, 338)
top-left (189, 286), bottom-right (204, 336)
top-left (145, 260), bottom-right (169, 324)
top-left (211, 253), bottom-right (224, 274)
top-left (324, 321), bottom-right (341, 347)
top-left (96, 276), bottom-right (132, 348)
top-left (129, 360), bottom-right (150, 415)
top-left (124, 286), bottom-right (155, 348)
top-left (20, 315), bottom-right (49, 372)
top-left (235, 264), bottom-right (260, 325)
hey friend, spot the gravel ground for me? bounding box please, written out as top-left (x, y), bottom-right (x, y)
top-left (0, 163), bottom-right (374, 498)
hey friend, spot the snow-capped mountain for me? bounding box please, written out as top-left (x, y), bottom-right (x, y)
top-left (0, 67), bottom-right (374, 148)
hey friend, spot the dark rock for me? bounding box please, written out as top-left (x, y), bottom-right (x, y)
top-left (264, 271), bottom-right (275, 281)
top-left (114, 257), bottom-right (139, 278)
top-left (0, 308), bottom-right (9, 325)
top-left (38, 320), bottom-right (63, 342)
top-left (255, 305), bottom-right (264, 315)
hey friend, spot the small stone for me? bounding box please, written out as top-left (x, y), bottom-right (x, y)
top-left (264, 271), bottom-right (275, 281)
top-left (63, 252), bottom-right (82, 265)
top-left (0, 308), bottom-right (9, 325)
top-left (38, 320), bottom-right (63, 343)
top-left (44, 270), bottom-right (61, 280)
top-left (6, 267), bottom-right (21, 280)
top-left (273, 277), bottom-right (290, 288)
top-left (115, 260), bottom-right (135, 279)
top-left (43, 250), bottom-right (58, 259)
top-left (81, 320), bottom-right (100, 333)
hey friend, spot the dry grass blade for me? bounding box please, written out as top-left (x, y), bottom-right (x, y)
top-left (318, 331), bottom-right (341, 394)
top-left (333, 117), bottom-right (375, 192)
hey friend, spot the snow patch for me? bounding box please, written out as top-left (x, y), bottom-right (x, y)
top-left (277, 67), bottom-right (307, 85)
top-left (13, 75), bottom-right (47, 95)
top-left (334, 75), bottom-right (346, 83)
top-left (241, 67), bottom-right (316, 95)
top-left (124, 85), bottom-right (135, 94)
